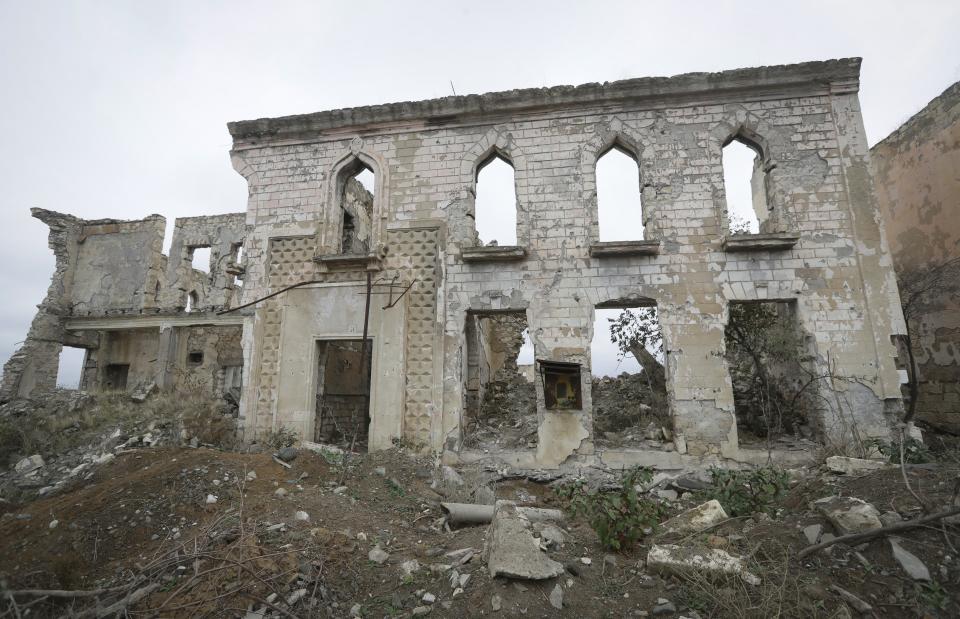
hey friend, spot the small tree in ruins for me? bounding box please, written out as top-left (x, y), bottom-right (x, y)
top-left (608, 308), bottom-right (665, 394)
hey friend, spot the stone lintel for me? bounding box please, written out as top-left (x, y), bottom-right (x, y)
top-left (461, 246), bottom-right (527, 263)
top-left (722, 232), bottom-right (800, 252)
top-left (589, 239), bottom-right (661, 257)
top-left (313, 253), bottom-right (384, 272)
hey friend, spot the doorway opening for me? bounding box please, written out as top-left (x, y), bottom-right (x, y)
top-left (314, 339), bottom-right (372, 449)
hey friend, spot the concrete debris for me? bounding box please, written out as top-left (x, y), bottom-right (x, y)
top-left (295, 510), bottom-right (310, 521)
top-left (661, 500), bottom-right (728, 535)
top-left (814, 496), bottom-right (883, 535)
top-left (411, 606), bottom-right (431, 616)
top-left (889, 537), bottom-right (930, 581)
top-left (349, 603), bottom-right (362, 617)
top-left (549, 583), bottom-right (564, 609)
top-left (535, 523), bottom-right (566, 548)
top-left (486, 502), bottom-right (565, 580)
top-left (802, 524), bottom-right (822, 545)
top-left (422, 592), bottom-right (436, 604)
top-left (205, 494), bottom-right (218, 504)
top-left (647, 544), bottom-right (761, 586)
top-left (130, 382), bottom-right (156, 403)
top-left (652, 598), bottom-right (676, 615)
top-left (15, 454), bottom-right (44, 474)
top-left (491, 595), bottom-right (502, 612)
top-left (825, 456), bottom-right (891, 475)
top-left (879, 511), bottom-right (901, 527)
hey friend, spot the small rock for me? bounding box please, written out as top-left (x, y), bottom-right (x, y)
top-left (879, 511), bottom-right (902, 528)
top-left (422, 592), bottom-right (436, 604)
top-left (814, 496), bottom-right (882, 535)
top-left (295, 510), bottom-right (310, 521)
top-left (286, 588), bottom-right (307, 605)
top-left (349, 603), bottom-right (362, 617)
top-left (49, 519), bottom-right (59, 529)
top-left (802, 524), bottom-right (822, 545)
top-left (246, 470), bottom-right (257, 481)
top-left (274, 488), bottom-right (288, 498)
top-left (662, 500), bottom-right (728, 534)
top-left (400, 559), bottom-right (421, 578)
top-left (374, 466), bottom-right (387, 476)
top-left (206, 494), bottom-right (218, 505)
top-left (441, 466), bottom-right (464, 487)
top-left (655, 489), bottom-right (678, 501)
top-left (580, 557), bottom-right (592, 565)
top-left (277, 446), bottom-right (298, 462)
top-left (652, 598), bottom-right (676, 615)
top-left (889, 537), bottom-right (930, 581)
top-left (603, 554), bottom-right (618, 568)
top-left (549, 583), bottom-right (563, 609)
top-left (333, 486), bottom-right (348, 495)
top-left (368, 546), bottom-right (389, 564)
top-left (491, 594), bottom-right (502, 612)
top-left (411, 606), bottom-right (431, 616)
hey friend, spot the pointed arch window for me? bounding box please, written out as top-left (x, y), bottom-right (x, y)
top-left (722, 136), bottom-right (767, 235)
top-left (474, 151), bottom-right (517, 247)
top-left (597, 142), bottom-right (645, 241)
top-left (337, 159), bottom-right (376, 255)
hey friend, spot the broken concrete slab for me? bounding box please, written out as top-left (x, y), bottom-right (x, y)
top-left (814, 496), bottom-right (883, 535)
top-left (646, 544), bottom-right (760, 585)
top-left (486, 502), bottom-right (565, 580)
top-left (802, 523), bottom-right (822, 545)
top-left (825, 456), bottom-right (891, 475)
top-left (661, 500), bottom-right (728, 535)
top-left (889, 537), bottom-right (930, 581)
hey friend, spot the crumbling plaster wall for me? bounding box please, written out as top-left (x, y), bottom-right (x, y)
top-left (1, 209), bottom-right (166, 401)
top-left (228, 58), bottom-right (905, 463)
top-left (872, 81), bottom-right (960, 431)
top-left (164, 213), bottom-right (248, 311)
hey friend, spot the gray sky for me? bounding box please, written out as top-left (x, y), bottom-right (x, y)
top-left (2, 1), bottom-right (958, 383)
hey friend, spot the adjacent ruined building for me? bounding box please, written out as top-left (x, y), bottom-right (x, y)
top-left (2, 58), bottom-right (909, 468)
top-left (872, 80), bottom-right (960, 433)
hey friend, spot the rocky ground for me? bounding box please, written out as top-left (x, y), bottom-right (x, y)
top-left (0, 396), bottom-right (959, 618)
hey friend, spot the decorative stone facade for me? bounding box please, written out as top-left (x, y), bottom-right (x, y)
top-left (3, 58), bottom-right (908, 468)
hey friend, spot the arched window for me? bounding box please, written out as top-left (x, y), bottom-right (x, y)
top-left (186, 290), bottom-right (199, 313)
top-left (474, 152), bottom-right (517, 246)
top-left (338, 160), bottom-right (375, 254)
top-left (597, 143), bottom-right (644, 241)
top-left (722, 137), bottom-right (768, 234)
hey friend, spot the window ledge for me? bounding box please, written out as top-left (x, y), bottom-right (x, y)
top-left (313, 253), bottom-right (383, 271)
top-left (722, 232), bottom-right (799, 252)
top-left (589, 240), bottom-right (660, 257)
top-left (462, 246), bottom-right (527, 263)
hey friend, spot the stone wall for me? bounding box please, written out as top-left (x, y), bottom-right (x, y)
top-left (229, 58), bottom-right (906, 465)
top-left (872, 81), bottom-right (960, 432)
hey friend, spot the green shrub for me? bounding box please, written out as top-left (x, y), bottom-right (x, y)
top-left (698, 466), bottom-right (789, 517)
top-left (868, 436), bottom-right (931, 464)
top-left (556, 466), bottom-right (665, 550)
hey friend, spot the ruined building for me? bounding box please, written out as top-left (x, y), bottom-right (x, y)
top-left (872, 80), bottom-right (960, 433)
top-left (2, 58), bottom-right (909, 468)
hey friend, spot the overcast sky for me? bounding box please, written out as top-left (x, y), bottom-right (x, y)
top-left (2, 1), bottom-right (958, 383)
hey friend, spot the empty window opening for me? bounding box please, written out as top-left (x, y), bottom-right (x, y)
top-left (185, 291), bottom-right (199, 313)
top-left (103, 363), bottom-right (130, 391)
top-left (597, 145), bottom-right (645, 241)
top-left (591, 306), bottom-right (670, 447)
top-left (463, 312), bottom-right (536, 450)
top-left (234, 243), bottom-right (244, 266)
top-left (191, 246), bottom-right (211, 273)
top-left (339, 162), bottom-right (375, 255)
top-left (187, 351), bottom-right (204, 364)
top-left (541, 361), bottom-right (583, 410)
top-left (56, 346), bottom-right (87, 389)
top-left (724, 301), bottom-right (816, 445)
top-left (722, 138), bottom-right (767, 234)
top-left (314, 339), bottom-right (372, 450)
top-left (474, 154), bottom-right (517, 246)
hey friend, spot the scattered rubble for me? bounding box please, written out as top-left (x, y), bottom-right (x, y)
top-left (486, 502), bottom-right (565, 580)
top-left (814, 496), bottom-right (883, 535)
top-left (889, 537), bottom-right (931, 581)
top-left (647, 544), bottom-right (761, 586)
top-left (825, 456), bottom-right (891, 475)
top-left (661, 500), bottom-right (728, 534)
